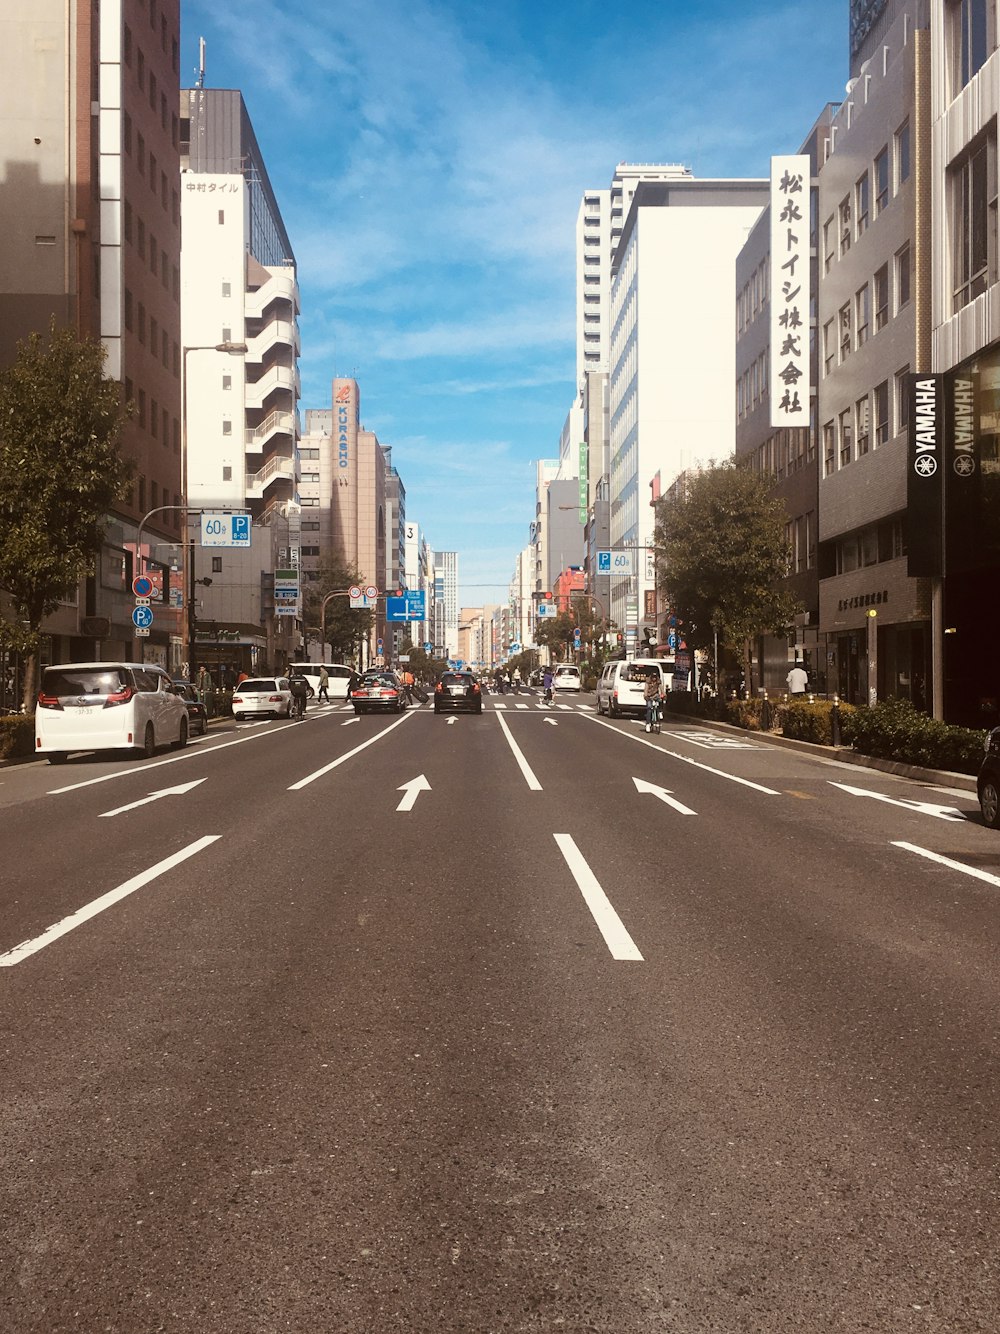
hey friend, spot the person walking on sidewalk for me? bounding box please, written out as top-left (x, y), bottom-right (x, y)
top-left (786, 661), bottom-right (809, 696)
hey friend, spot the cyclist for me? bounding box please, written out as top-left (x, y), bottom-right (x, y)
top-left (643, 670), bottom-right (662, 733)
top-left (542, 666), bottom-right (554, 705)
top-left (288, 667), bottom-right (313, 720)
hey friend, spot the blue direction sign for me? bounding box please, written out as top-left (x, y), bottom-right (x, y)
top-left (423, 641), bottom-right (433, 653)
top-left (386, 591), bottom-right (426, 622)
top-left (132, 605), bottom-right (154, 629)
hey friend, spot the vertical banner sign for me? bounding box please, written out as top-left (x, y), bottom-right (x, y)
top-left (907, 374), bottom-right (945, 577)
top-left (946, 372), bottom-right (979, 574)
top-left (770, 155), bottom-right (810, 427)
top-left (578, 441), bottom-right (588, 524)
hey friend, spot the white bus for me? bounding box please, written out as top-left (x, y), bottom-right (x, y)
top-left (288, 662), bottom-right (355, 700)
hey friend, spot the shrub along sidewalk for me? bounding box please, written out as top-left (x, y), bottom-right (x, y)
top-left (664, 693), bottom-right (987, 778)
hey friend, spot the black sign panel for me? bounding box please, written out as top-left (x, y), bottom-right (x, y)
top-left (946, 372), bottom-right (980, 575)
top-left (907, 374), bottom-right (945, 577)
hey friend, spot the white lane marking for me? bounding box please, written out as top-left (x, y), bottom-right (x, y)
top-left (493, 702), bottom-right (508, 710)
top-left (632, 776), bottom-right (697, 816)
top-left (556, 704), bottom-right (572, 711)
top-left (830, 782), bottom-right (965, 822)
top-left (554, 834), bottom-right (643, 962)
top-left (496, 713), bottom-right (542, 791)
top-left (99, 778), bottom-right (206, 818)
top-left (288, 710), bottom-right (412, 790)
top-left (0, 835), bottom-right (221, 967)
top-left (580, 712), bottom-right (780, 795)
top-left (342, 717), bottom-right (360, 726)
top-left (515, 703), bottom-right (529, 710)
top-left (48, 716), bottom-right (308, 796)
top-left (577, 705), bottom-right (595, 712)
top-left (892, 841), bottom-right (1000, 887)
top-left (543, 718), bottom-right (558, 727)
top-left (669, 728), bottom-right (761, 751)
top-left (396, 774), bottom-right (431, 811)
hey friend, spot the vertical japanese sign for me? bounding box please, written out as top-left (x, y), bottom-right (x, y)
top-left (907, 375), bottom-right (945, 577)
top-left (578, 441), bottom-right (588, 524)
top-left (770, 155), bottom-right (810, 427)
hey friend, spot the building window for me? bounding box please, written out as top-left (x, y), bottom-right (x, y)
top-left (949, 0), bottom-right (995, 93)
top-left (896, 243), bottom-right (911, 310)
top-left (823, 216), bottom-right (835, 273)
top-left (895, 365), bottom-right (911, 434)
top-left (875, 146), bottom-right (890, 215)
top-left (895, 120), bottom-right (910, 190)
top-left (137, 302), bottom-right (146, 345)
top-left (218, 210), bottom-right (225, 225)
top-left (823, 319), bottom-right (835, 375)
top-left (839, 196), bottom-right (852, 255)
top-left (952, 133), bottom-right (996, 310)
top-left (124, 289), bottom-right (133, 331)
top-left (874, 263), bottom-right (889, 330)
top-left (137, 218), bottom-right (145, 259)
top-left (150, 397), bottom-right (158, 438)
top-left (222, 419), bottom-right (232, 436)
top-left (823, 420), bottom-right (836, 476)
top-left (839, 302), bottom-right (852, 361)
top-left (856, 284), bottom-right (870, 346)
top-left (856, 171), bottom-right (870, 237)
top-left (138, 389), bottom-right (146, 429)
top-left (212, 556), bottom-right (223, 574)
top-left (222, 374), bottom-right (232, 390)
top-left (874, 380), bottom-right (890, 446)
top-left (839, 408), bottom-right (853, 466)
top-left (856, 395), bottom-right (870, 456)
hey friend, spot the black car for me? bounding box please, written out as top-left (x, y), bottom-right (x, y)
top-left (171, 680), bottom-right (208, 736)
top-left (978, 727), bottom-right (1000, 828)
top-left (350, 670), bottom-right (408, 714)
top-left (434, 670), bottom-right (483, 715)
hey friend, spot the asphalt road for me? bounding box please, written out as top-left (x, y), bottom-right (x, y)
top-left (2, 690), bottom-right (999, 1332)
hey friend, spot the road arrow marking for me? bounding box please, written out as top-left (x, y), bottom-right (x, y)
top-left (342, 716), bottom-right (360, 726)
top-left (396, 774), bottom-right (431, 811)
top-left (99, 778), bottom-right (206, 818)
top-left (447, 717), bottom-right (456, 725)
top-left (544, 717), bottom-right (558, 726)
top-left (829, 782), bottom-right (966, 822)
top-left (632, 776), bottom-right (697, 816)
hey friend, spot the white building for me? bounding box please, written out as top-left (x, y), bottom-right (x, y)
top-left (607, 177), bottom-right (768, 635)
top-left (432, 551), bottom-right (459, 658)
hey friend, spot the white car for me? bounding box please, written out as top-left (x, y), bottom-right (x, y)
top-left (552, 665), bottom-right (582, 692)
top-left (231, 677), bottom-right (293, 720)
top-left (35, 661), bottom-right (189, 763)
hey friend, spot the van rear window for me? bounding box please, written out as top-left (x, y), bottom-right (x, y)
top-left (43, 668), bottom-right (126, 697)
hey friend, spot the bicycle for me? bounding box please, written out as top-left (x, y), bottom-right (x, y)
top-left (645, 694), bottom-right (662, 734)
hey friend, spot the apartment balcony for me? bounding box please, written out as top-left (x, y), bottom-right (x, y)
top-left (244, 271), bottom-right (300, 321)
top-left (244, 363), bottom-right (300, 411)
top-left (245, 449), bottom-right (298, 500)
top-left (244, 407), bottom-right (296, 451)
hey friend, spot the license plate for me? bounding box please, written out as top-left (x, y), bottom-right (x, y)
top-left (67, 704), bottom-right (97, 714)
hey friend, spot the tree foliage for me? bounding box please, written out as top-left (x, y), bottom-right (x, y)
top-left (653, 461), bottom-right (800, 667)
top-left (0, 321), bottom-right (132, 706)
top-left (302, 556), bottom-right (374, 661)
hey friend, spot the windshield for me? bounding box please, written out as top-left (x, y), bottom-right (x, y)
top-left (239, 679), bottom-right (279, 691)
top-left (43, 667), bottom-right (126, 697)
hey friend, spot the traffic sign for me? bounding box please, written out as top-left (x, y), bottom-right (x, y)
top-left (132, 605), bottom-right (153, 629)
top-left (348, 585), bottom-right (362, 600)
top-left (132, 575), bottom-right (153, 598)
top-left (423, 642), bottom-right (433, 653)
top-left (134, 596), bottom-right (151, 608)
top-left (377, 637), bottom-right (384, 652)
top-left (201, 512), bottom-right (251, 547)
top-left (573, 628), bottom-right (582, 644)
top-left (133, 627), bottom-right (150, 638)
top-left (365, 585), bottom-right (379, 599)
top-left (537, 603), bottom-right (557, 618)
top-left (598, 550), bottom-right (637, 575)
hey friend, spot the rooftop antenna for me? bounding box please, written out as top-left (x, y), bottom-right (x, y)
top-left (196, 37), bottom-right (206, 89)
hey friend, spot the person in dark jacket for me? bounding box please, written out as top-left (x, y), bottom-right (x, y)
top-left (288, 667), bottom-right (313, 719)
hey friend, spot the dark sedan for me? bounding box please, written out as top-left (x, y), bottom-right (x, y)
top-left (434, 670), bottom-right (483, 715)
top-left (978, 727), bottom-right (1000, 828)
top-left (171, 680), bottom-right (208, 736)
top-left (351, 671), bottom-right (408, 714)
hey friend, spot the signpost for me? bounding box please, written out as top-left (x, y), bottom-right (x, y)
top-left (597, 550), bottom-right (637, 575)
top-left (386, 591), bottom-right (426, 622)
top-left (200, 512), bottom-right (251, 547)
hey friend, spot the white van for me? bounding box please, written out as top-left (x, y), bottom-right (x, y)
top-left (552, 664), bottom-right (582, 693)
top-left (595, 658), bottom-right (667, 718)
top-left (288, 662), bottom-right (355, 700)
top-left (35, 661), bottom-right (189, 763)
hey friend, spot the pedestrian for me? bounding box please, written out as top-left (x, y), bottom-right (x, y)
top-left (786, 661), bottom-right (809, 696)
top-left (236, 670), bottom-right (248, 685)
top-left (643, 670), bottom-right (661, 732)
top-left (542, 667), bottom-right (554, 704)
top-left (317, 666), bottom-right (330, 702)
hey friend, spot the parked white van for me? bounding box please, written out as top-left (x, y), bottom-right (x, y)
top-left (595, 658), bottom-right (668, 718)
top-left (287, 662), bottom-right (355, 699)
top-left (35, 662), bottom-right (189, 763)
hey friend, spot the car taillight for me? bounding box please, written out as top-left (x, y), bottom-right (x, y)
top-left (383, 689), bottom-right (398, 697)
top-left (268, 695), bottom-right (281, 702)
top-left (103, 685), bottom-right (134, 708)
top-left (36, 692), bottom-right (63, 710)
top-left (233, 695), bottom-right (244, 704)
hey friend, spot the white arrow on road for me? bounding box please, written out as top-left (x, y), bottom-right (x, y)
top-left (632, 776), bottom-right (697, 816)
top-left (99, 778), bottom-right (206, 819)
top-left (544, 717), bottom-right (558, 726)
top-left (342, 716), bottom-right (360, 726)
top-left (446, 717), bottom-right (456, 725)
top-left (829, 781), bottom-right (966, 822)
top-left (396, 775), bottom-right (431, 812)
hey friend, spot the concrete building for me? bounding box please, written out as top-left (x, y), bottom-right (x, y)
top-left (816, 1), bottom-right (931, 707)
top-left (432, 551), bottom-right (459, 658)
top-left (929, 0), bottom-right (1000, 725)
top-left (297, 408), bottom-right (335, 588)
top-left (736, 107), bottom-right (838, 694)
top-left (0, 0), bottom-right (184, 682)
top-left (608, 176), bottom-right (769, 641)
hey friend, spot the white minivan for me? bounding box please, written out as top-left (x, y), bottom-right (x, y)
top-left (595, 658), bottom-right (667, 718)
top-left (288, 662), bottom-right (355, 700)
top-left (552, 664), bottom-right (582, 693)
top-left (35, 662), bottom-right (189, 763)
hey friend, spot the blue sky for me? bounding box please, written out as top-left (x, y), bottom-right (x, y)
top-left (182, 0), bottom-right (846, 605)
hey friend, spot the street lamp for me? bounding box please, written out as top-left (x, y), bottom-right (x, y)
top-left (181, 341), bottom-right (248, 672)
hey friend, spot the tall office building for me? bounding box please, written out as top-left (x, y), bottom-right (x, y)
top-left (432, 551), bottom-right (459, 658)
top-left (0, 1), bottom-right (183, 679)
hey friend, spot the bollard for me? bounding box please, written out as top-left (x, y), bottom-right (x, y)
top-left (830, 693), bottom-right (842, 747)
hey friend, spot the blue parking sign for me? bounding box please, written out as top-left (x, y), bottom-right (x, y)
top-left (231, 514), bottom-right (250, 545)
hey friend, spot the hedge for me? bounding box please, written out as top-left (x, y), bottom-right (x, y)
top-left (0, 714), bottom-right (36, 760)
top-left (845, 698), bottom-right (986, 775)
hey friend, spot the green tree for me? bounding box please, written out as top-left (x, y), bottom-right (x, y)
top-left (302, 556), bottom-right (374, 661)
top-left (397, 638), bottom-right (448, 682)
top-left (653, 460), bottom-right (800, 686)
top-left (0, 321), bottom-right (132, 709)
